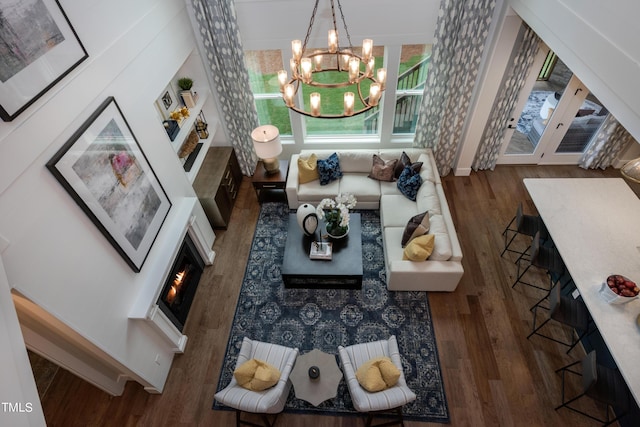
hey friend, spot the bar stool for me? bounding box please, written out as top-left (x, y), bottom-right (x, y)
top-left (528, 282), bottom-right (591, 354)
top-left (555, 351), bottom-right (630, 426)
top-left (501, 202), bottom-right (548, 263)
top-left (512, 231), bottom-right (567, 296)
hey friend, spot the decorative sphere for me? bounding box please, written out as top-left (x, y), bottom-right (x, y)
top-left (296, 204), bottom-right (318, 236)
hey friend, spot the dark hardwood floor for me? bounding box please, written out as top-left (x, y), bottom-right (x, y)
top-left (37, 164), bottom-right (629, 426)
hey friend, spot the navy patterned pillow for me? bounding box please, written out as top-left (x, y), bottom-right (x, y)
top-left (317, 152), bottom-right (343, 185)
top-left (397, 165), bottom-right (422, 201)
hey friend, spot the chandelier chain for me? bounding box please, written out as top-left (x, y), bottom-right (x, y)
top-left (302, 0), bottom-right (320, 53)
top-left (335, 0), bottom-right (354, 50)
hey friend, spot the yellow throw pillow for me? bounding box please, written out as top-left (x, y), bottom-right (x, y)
top-left (355, 356), bottom-right (401, 392)
top-left (402, 234), bottom-right (435, 261)
top-left (298, 154), bottom-right (319, 184)
top-left (233, 358), bottom-right (281, 391)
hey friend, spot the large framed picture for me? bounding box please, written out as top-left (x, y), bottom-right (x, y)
top-left (0, 0), bottom-right (89, 121)
top-left (47, 97), bottom-right (172, 272)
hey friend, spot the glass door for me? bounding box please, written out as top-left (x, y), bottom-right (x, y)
top-left (497, 51), bottom-right (572, 164)
top-left (538, 83), bottom-right (608, 164)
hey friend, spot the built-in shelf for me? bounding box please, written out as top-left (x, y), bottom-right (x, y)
top-left (163, 88), bottom-right (220, 183)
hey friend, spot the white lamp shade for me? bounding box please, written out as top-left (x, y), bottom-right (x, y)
top-left (251, 125), bottom-right (283, 159)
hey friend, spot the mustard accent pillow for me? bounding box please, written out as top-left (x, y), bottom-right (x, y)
top-left (355, 356), bottom-right (401, 392)
top-left (234, 358), bottom-right (281, 391)
top-left (298, 154), bottom-right (319, 184)
top-left (402, 234), bottom-right (435, 261)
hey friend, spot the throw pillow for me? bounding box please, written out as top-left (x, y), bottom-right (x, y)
top-left (234, 358), bottom-right (281, 391)
top-left (317, 152), bottom-right (343, 185)
top-left (402, 234), bottom-right (435, 261)
top-left (397, 165), bottom-right (422, 201)
top-left (355, 356), bottom-right (401, 393)
top-left (298, 153), bottom-right (319, 184)
top-left (402, 211), bottom-right (430, 247)
top-left (394, 151), bottom-right (423, 180)
top-left (368, 154), bottom-right (398, 182)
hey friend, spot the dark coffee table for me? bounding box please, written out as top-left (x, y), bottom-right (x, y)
top-left (282, 213), bottom-right (363, 289)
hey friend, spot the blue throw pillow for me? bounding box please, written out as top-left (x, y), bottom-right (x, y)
top-left (317, 152), bottom-right (343, 185)
top-left (397, 165), bottom-right (422, 201)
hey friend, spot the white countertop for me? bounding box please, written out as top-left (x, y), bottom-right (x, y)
top-left (524, 178), bottom-right (640, 404)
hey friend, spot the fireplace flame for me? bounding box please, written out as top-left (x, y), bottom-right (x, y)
top-left (166, 269), bottom-right (187, 305)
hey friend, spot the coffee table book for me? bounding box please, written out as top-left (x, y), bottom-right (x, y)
top-left (310, 242), bottom-right (332, 260)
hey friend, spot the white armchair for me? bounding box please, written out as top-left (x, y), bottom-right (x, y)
top-left (338, 335), bottom-right (417, 426)
top-left (214, 337), bottom-right (299, 427)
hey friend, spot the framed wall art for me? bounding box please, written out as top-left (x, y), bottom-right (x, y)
top-left (156, 84), bottom-right (179, 120)
top-left (0, 0), bottom-right (89, 121)
top-left (47, 97), bottom-right (172, 272)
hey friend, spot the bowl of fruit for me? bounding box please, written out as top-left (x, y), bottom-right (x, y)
top-left (600, 274), bottom-right (640, 304)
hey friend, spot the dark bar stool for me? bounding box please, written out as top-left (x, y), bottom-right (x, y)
top-left (528, 282), bottom-right (591, 354)
top-left (556, 351), bottom-right (630, 426)
top-left (512, 231), bottom-right (567, 296)
top-left (501, 202), bottom-right (548, 263)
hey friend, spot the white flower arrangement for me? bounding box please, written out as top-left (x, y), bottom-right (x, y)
top-left (316, 194), bottom-right (357, 236)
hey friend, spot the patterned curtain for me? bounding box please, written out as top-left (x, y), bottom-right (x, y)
top-left (413, 0), bottom-right (497, 176)
top-left (579, 115), bottom-right (634, 169)
top-left (472, 27), bottom-right (541, 170)
top-left (189, 0), bottom-right (259, 175)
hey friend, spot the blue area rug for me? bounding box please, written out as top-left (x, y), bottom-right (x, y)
top-left (517, 90), bottom-right (554, 134)
top-left (213, 202), bottom-right (450, 423)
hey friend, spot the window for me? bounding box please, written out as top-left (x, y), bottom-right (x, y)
top-left (394, 44), bottom-right (431, 134)
top-left (301, 46), bottom-right (383, 136)
top-left (244, 50), bottom-right (292, 135)
top-left (244, 44), bottom-right (432, 141)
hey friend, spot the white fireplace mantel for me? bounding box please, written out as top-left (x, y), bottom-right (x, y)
top-left (128, 196), bottom-right (215, 351)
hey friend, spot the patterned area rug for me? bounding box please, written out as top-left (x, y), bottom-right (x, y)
top-left (516, 90), bottom-right (554, 134)
top-left (213, 202), bottom-right (450, 423)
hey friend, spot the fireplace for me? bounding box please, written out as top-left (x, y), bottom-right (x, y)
top-left (157, 234), bottom-right (204, 332)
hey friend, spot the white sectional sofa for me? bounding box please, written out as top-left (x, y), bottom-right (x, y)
top-left (286, 148), bottom-right (464, 291)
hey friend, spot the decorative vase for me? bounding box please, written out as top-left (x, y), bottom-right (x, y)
top-left (296, 204), bottom-right (318, 236)
top-left (325, 223), bottom-right (349, 239)
top-left (308, 366), bottom-right (320, 379)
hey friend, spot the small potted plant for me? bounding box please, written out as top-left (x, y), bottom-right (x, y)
top-left (177, 77), bottom-right (196, 108)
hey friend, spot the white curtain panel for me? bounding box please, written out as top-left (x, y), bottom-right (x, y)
top-left (579, 115), bottom-right (634, 169)
top-left (413, 0), bottom-right (497, 176)
top-left (189, 0), bottom-right (259, 175)
top-left (472, 26), bottom-right (541, 170)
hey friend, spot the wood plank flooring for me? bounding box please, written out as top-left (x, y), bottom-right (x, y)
top-left (38, 164), bottom-right (628, 426)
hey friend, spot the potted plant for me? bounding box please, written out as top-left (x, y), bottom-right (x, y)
top-left (177, 77), bottom-right (196, 108)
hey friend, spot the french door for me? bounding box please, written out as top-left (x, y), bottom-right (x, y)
top-left (497, 52), bottom-right (607, 165)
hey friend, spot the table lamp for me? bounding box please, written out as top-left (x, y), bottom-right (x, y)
top-left (252, 125), bottom-right (282, 174)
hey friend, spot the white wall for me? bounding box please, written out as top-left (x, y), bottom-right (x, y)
top-left (508, 0), bottom-right (640, 145)
top-left (236, 0), bottom-right (439, 50)
top-left (0, 0), bottom-right (215, 396)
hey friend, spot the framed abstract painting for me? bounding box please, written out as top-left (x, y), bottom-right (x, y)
top-left (0, 0), bottom-right (89, 121)
top-left (47, 97), bottom-right (171, 272)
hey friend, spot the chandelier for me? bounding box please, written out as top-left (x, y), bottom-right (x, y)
top-left (278, 0), bottom-right (386, 119)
